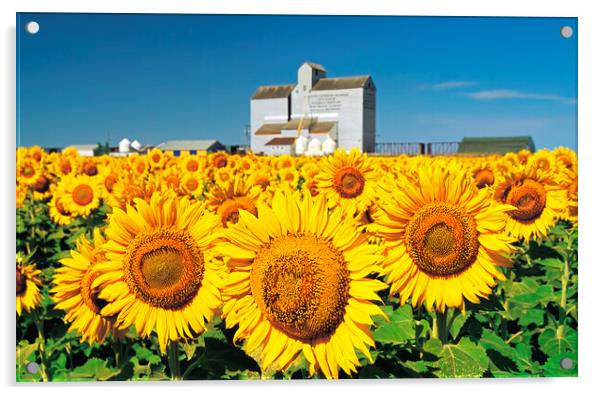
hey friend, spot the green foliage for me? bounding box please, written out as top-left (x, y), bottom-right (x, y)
top-left (15, 193), bottom-right (578, 380)
top-left (93, 142), bottom-right (111, 156)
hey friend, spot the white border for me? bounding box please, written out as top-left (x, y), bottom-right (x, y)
top-left (3, 1), bottom-right (601, 394)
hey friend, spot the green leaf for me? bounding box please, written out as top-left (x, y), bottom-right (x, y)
top-left (359, 365), bottom-right (391, 379)
top-left (518, 309), bottom-right (545, 327)
top-left (424, 338), bottom-right (489, 378)
top-left (513, 343), bottom-right (540, 374)
top-left (373, 304), bottom-right (415, 345)
top-left (480, 329), bottom-right (515, 360)
top-left (537, 258), bottom-right (564, 271)
top-left (538, 325), bottom-right (577, 357)
top-left (68, 358), bottom-right (120, 381)
top-left (449, 311), bottom-right (470, 340)
top-left (542, 352), bottom-right (577, 377)
top-left (16, 339), bottom-right (38, 368)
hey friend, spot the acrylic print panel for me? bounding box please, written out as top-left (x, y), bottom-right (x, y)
top-left (15, 13), bottom-right (577, 381)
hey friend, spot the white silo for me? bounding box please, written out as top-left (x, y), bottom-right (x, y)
top-left (118, 138), bottom-right (131, 153)
top-left (322, 137), bottom-right (337, 155)
top-left (295, 135), bottom-right (308, 155)
top-left (131, 140), bottom-right (142, 151)
top-left (306, 138), bottom-right (323, 156)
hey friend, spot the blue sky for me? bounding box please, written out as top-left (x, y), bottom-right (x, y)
top-left (17, 14), bottom-right (577, 150)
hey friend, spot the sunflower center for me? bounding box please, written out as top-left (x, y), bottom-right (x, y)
top-left (16, 269), bottom-right (27, 296)
top-left (255, 176), bottom-right (271, 189)
top-left (22, 165), bottom-right (35, 178)
top-left (141, 248), bottom-right (185, 289)
top-left (424, 223), bottom-right (456, 257)
top-left (165, 175), bottom-right (179, 189)
top-left (333, 166), bottom-right (365, 198)
top-left (186, 160), bottom-right (199, 172)
top-left (33, 176), bottom-right (50, 193)
top-left (123, 228), bottom-right (204, 310)
top-left (250, 234), bottom-right (350, 341)
top-left (81, 269), bottom-right (107, 314)
top-left (152, 153), bottom-right (161, 163)
top-left (185, 178), bottom-right (199, 192)
top-left (84, 163), bottom-right (98, 176)
top-left (104, 174), bottom-right (117, 192)
top-left (558, 154), bottom-right (573, 169)
top-left (536, 158), bottom-right (551, 171)
top-left (406, 203), bottom-right (479, 277)
top-left (305, 179), bottom-right (319, 197)
top-left (55, 198), bottom-right (69, 215)
top-left (60, 161), bottom-right (72, 174)
top-left (505, 179), bottom-right (547, 221)
top-left (283, 171), bottom-right (295, 182)
top-left (72, 184), bottom-right (94, 206)
top-left (474, 169), bottom-right (494, 189)
top-left (214, 155), bottom-right (228, 168)
top-left (217, 197), bottom-right (257, 227)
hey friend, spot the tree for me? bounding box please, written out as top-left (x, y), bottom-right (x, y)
top-left (93, 141), bottom-right (110, 156)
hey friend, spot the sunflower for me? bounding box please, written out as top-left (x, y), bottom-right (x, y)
top-left (16, 183), bottom-right (28, 209)
top-left (48, 193), bottom-right (74, 225)
top-left (559, 164), bottom-right (578, 225)
top-left (471, 162), bottom-right (497, 189)
top-left (374, 164), bottom-right (516, 312)
top-left (181, 175), bottom-right (204, 196)
top-left (16, 255), bottom-right (43, 316)
top-left (213, 167), bottom-right (234, 187)
top-left (278, 166), bottom-right (300, 190)
top-left (276, 154), bottom-right (294, 170)
top-left (92, 192), bottom-right (223, 352)
top-left (218, 190), bottom-right (386, 378)
top-left (553, 146), bottom-right (577, 172)
top-left (56, 156), bottom-right (76, 177)
top-left (147, 148), bottom-right (166, 170)
top-left (52, 231), bottom-right (122, 344)
top-left (493, 162), bottom-right (568, 241)
top-left (56, 175), bottom-right (102, 217)
top-left (17, 158), bottom-right (41, 186)
top-left (108, 176), bottom-right (147, 209)
top-left (79, 157), bottom-right (99, 176)
top-left (204, 174), bottom-right (262, 228)
top-left (211, 152), bottom-right (229, 169)
top-left (98, 166), bottom-right (119, 200)
top-left (315, 148), bottom-right (378, 213)
top-left (180, 154), bottom-right (203, 174)
top-left (28, 145), bottom-right (45, 162)
top-left (31, 175), bottom-right (53, 201)
top-left (131, 155), bottom-right (150, 178)
top-left (162, 168), bottom-right (181, 190)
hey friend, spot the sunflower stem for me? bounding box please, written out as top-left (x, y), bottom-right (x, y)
top-left (434, 309), bottom-right (449, 344)
top-left (167, 340), bottom-right (182, 380)
top-left (559, 256), bottom-right (570, 324)
top-left (112, 339), bottom-right (123, 368)
top-left (31, 309), bottom-right (50, 382)
top-left (182, 347), bottom-right (206, 380)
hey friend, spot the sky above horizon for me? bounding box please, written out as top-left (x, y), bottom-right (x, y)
top-left (17, 13), bottom-right (577, 150)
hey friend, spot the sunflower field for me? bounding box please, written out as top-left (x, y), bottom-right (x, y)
top-left (16, 145), bottom-right (578, 381)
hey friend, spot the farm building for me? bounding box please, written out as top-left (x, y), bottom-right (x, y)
top-left (251, 62), bottom-right (376, 155)
top-left (458, 136), bottom-right (536, 154)
top-left (157, 139), bottom-right (227, 156)
top-left (62, 144), bottom-right (96, 157)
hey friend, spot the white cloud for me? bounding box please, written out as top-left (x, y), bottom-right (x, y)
top-left (467, 89), bottom-right (576, 104)
top-left (432, 81), bottom-right (477, 90)
top-left (420, 81), bottom-right (477, 90)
